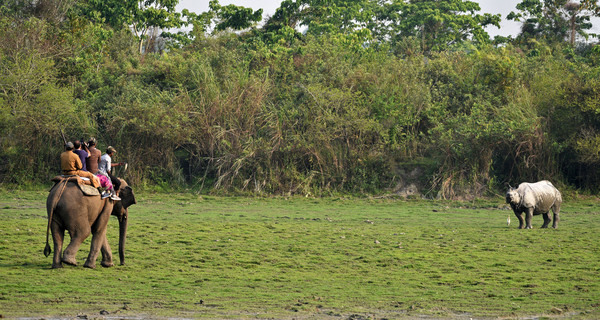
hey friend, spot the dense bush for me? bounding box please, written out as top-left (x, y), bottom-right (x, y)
top-left (1, 2), bottom-right (600, 197)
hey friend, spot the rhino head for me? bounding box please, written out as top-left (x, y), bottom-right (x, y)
top-left (506, 187), bottom-right (520, 205)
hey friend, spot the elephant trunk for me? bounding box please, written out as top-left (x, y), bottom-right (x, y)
top-left (118, 213), bottom-right (128, 265)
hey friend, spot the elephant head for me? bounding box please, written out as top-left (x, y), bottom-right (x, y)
top-left (113, 179), bottom-right (136, 265)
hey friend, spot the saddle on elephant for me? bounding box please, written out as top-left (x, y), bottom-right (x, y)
top-left (50, 176), bottom-right (100, 196)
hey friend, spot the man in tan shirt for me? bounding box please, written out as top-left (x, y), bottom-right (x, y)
top-left (61, 142), bottom-right (100, 188)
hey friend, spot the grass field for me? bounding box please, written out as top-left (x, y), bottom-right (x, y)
top-left (1, 190), bottom-right (599, 319)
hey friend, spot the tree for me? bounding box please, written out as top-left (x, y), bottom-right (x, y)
top-left (507, 0), bottom-right (597, 44)
top-left (208, 0), bottom-right (263, 32)
top-left (83, 0), bottom-right (183, 53)
top-left (161, 0), bottom-right (263, 48)
top-left (372, 0), bottom-right (501, 53)
top-left (263, 0), bottom-right (375, 36)
top-left (0, 0), bottom-right (76, 23)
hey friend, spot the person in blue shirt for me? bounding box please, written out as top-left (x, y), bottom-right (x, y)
top-left (72, 140), bottom-right (89, 172)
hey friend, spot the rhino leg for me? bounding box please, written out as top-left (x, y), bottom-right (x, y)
top-left (514, 211), bottom-right (525, 229)
top-left (541, 212), bottom-right (551, 228)
top-left (525, 208), bottom-right (533, 229)
top-left (552, 203), bottom-right (560, 229)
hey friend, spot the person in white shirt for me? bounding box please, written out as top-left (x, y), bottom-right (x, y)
top-left (98, 146), bottom-right (124, 200)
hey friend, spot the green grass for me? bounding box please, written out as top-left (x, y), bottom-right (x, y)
top-left (1, 191), bottom-right (599, 319)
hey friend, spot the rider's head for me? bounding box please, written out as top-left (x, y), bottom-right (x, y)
top-left (107, 146), bottom-right (117, 157)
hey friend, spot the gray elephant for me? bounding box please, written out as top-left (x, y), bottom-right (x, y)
top-left (44, 177), bottom-right (136, 268)
top-left (506, 180), bottom-right (562, 229)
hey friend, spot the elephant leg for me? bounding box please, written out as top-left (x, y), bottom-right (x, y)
top-left (515, 211), bottom-right (525, 229)
top-left (62, 227), bottom-right (91, 266)
top-left (51, 223), bottom-right (65, 269)
top-left (100, 237), bottom-right (114, 268)
top-left (541, 212), bottom-right (551, 228)
top-left (83, 231), bottom-right (105, 269)
top-left (525, 208), bottom-right (534, 229)
top-left (84, 212), bottom-right (111, 269)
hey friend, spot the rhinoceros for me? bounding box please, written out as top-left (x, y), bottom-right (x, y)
top-left (506, 180), bottom-right (562, 229)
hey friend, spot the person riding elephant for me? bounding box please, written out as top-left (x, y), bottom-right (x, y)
top-left (73, 140), bottom-right (89, 172)
top-left (86, 138), bottom-right (101, 174)
top-left (44, 177), bottom-right (136, 268)
top-left (98, 146), bottom-right (124, 199)
top-left (61, 142), bottom-right (101, 189)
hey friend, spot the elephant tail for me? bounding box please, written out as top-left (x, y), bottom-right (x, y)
top-left (43, 242), bottom-right (51, 257)
top-left (44, 178), bottom-right (70, 257)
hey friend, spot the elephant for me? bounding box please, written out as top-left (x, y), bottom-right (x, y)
top-left (44, 177), bottom-right (136, 268)
top-left (506, 180), bottom-right (562, 229)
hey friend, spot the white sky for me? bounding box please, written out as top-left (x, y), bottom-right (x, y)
top-left (175, 0), bottom-right (599, 38)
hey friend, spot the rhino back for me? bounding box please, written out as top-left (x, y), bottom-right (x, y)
top-left (518, 181), bottom-right (560, 212)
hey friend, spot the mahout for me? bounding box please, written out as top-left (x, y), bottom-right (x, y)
top-left (506, 180), bottom-right (562, 229)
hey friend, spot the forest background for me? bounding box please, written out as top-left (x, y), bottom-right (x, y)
top-left (2, 0), bottom-right (600, 198)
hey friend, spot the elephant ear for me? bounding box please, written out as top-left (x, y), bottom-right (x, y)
top-left (120, 185), bottom-right (136, 209)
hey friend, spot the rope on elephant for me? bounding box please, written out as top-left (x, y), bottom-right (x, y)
top-left (44, 177), bottom-right (70, 257)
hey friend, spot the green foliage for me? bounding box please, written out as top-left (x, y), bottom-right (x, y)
top-left (162, 1), bottom-right (264, 48)
top-left (421, 48), bottom-right (539, 197)
top-left (373, 0), bottom-right (501, 53)
top-left (0, 17), bottom-right (92, 183)
top-left (262, 0), bottom-right (375, 36)
top-left (508, 0), bottom-right (597, 44)
top-left (2, 1), bottom-right (600, 196)
top-left (82, 0), bottom-right (183, 53)
top-left (209, 0), bottom-right (263, 31)
top-left (55, 16), bottom-right (114, 85)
